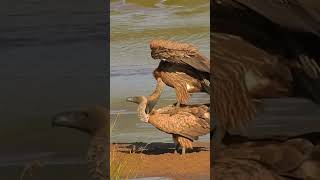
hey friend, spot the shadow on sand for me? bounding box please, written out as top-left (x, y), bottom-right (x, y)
top-left (112, 142), bottom-right (209, 155)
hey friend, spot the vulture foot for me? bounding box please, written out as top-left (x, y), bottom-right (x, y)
top-left (174, 144), bottom-right (179, 154)
top-left (182, 147), bottom-right (186, 155)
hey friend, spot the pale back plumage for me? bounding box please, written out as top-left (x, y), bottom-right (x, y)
top-left (127, 96), bottom-right (210, 153)
top-left (149, 104), bottom-right (210, 140)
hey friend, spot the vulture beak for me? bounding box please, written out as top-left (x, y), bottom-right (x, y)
top-left (126, 96), bottom-right (139, 104)
top-left (52, 112), bottom-right (77, 128)
top-left (126, 97), bottom-right (134, 102)
top-left (52, 112), bottom-right (68, 128)
top-left (51, 111), bottom-right (91, 134)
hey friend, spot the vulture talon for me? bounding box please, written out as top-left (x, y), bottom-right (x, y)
top-left (181, 147), bottom-right (186, 155)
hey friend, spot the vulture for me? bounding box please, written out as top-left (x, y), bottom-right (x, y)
top-left (50, 106), bottom-right (320, 180)
top-left (211, 0), bottom-right (320, 156)
top-left (127, 95), bottom-right (210, 155)
top-left (148, 39), bottom-right (210, 110)
top-left (52, 106), bottom-right (108, 180)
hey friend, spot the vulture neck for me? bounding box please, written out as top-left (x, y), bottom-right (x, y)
top-left (137, 98), bottom-right (149, 122)
top-left (147, 78), bottom-right (165, 113)
top-left (87, 129), bottom-right (108, 180)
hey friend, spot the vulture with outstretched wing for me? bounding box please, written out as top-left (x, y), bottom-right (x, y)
top-left (148, 39), bottom-right (210, 110)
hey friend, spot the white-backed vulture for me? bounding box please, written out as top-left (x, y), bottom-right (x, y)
top-left (148, 39), bottom-right (210, 108)
top-left (127, 95), bottom-right (210, 155)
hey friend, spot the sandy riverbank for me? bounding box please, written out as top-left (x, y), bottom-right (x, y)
top-left (111, 141), bottom-right (210, 180)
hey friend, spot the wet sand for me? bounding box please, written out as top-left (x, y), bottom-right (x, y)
top-left (111, 141), bottom-right (210, 180)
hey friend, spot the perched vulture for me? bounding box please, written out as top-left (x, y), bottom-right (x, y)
top-left (127, 95), bottom-right (210, 155)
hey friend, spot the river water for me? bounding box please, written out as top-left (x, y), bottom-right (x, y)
top-left (0, 0), bottom-right (107, 179)
top-left (110, 0), bottom-right (210, 143)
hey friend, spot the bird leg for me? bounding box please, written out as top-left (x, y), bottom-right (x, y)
top-left (202, 79), bottom-right (211, 93)
top-left (147, 78), bottom-right (166, 113)
top-left (176, 101), bottom-right (181, 108)
top-left (181, 147), bottom-right (186, 155)
top-left (169, 101), bottom-right (181, 116)
top-left (174, 144), bottom-right (179, 154)
top-left (212, 126), bottom-right (226, 161)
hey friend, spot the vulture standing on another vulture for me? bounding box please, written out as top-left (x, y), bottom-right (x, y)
top-left (148, 39), bottom-right (210, 110)
top-left (211, 0), bottom-right (320, 156)
top-left (52, 106), bottom-right (108, 180)
top-left (127, 95), bottom-right (210, 155)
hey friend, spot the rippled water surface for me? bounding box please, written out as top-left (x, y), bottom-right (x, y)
top-left (0, 0), bottom-right (106, 179)
top-left (110, 0), bottom-right (210, 143)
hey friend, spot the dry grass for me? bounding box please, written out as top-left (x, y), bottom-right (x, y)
top-left (110, 113), bottom-right (145, 180)
top-left (110, 144), bottom-right (142, 180)
top-left (19, 112), bottom-right (144, 180)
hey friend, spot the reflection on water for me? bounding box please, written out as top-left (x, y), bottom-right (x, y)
top-left (110, 0), bottom-right (210, 143)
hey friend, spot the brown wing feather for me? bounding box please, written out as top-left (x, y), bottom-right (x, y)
top-left (176, 135), bottom-right (193, 149)
top-left (212, 32), bottom-right (297, 130)
top-left (234, 0), bottom-right (320, 36)
top-left (213, 70), bottom-right (255, 130)
top-left (158, 71), bottom-right (191, 104)
top-left (149, 105), bottom-right (210, 140)
top-left (150, 39), bottom-right (210, 73)
top-left (180, 53), bottom-right (210, 73)
top-left (212, 41), bottom-right (256, 130)
top-left (169, 111), bottom-right (210, 140)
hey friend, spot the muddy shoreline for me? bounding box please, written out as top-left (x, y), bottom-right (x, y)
top-left (111, 141), bottom-right (210, 180)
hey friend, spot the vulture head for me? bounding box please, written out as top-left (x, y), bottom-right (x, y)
top-left (127, 96), bottom-right (150, 123)
top-left (52, 106), bottom-right (108, 136)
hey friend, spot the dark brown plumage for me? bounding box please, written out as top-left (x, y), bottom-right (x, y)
top-left (127, 96), bottom-right (210, 155)
top-left (149, 39), bottom-right (210, 107)
top-left (211, 0), bottom-right (320, 157)
top-left (212, 32), bottom-right (294, 128)
top-left (214, 133), bottom-right (320, 180)
top-left (226, 0), bottom-right (320, 36)
top-left (52, 106), bottom-right (108, 180)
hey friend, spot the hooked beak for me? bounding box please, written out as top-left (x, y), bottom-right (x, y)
top-left (126, 97), bottom-right (134, 102)
top-left (126, 96), bottom-right (140, 104)
top-left (52, 112), bottom-right (71, 128)
top-left (51, 111), bottom-right (91, 134)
